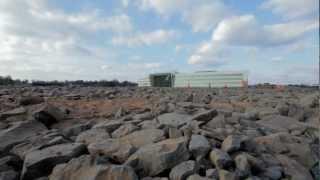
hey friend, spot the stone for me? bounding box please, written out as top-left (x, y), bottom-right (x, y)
top-left (0, 107), bottom-right (26, 119)
top-left (189, 135), bottom-right (210, 158)
top-left (300, 93), bottom-right (319, 108)
top-left (21, 143), bottom-right (87, 180)
top-left (76, 128), bottom-right (110, 145)
top-left (49, 155), bottom-right (138, 180)
top-left (209, 149), bottom-right (233, 169)
top-left (218, 170), bottom-right (236, 180)
top-left (205, 169), bottom-right (218, 179)
top-left (256, 115), bottom-right (310, 133)
top-left (0, 155), bottom-right (22, 172)
top-left (187, 174), bottom-right (211, 180)
top-left (169, 160), bottom-right (198, 180)
top-left (234, 154), bottom-right (251, 178)
top-left (111, 123), bottom-right (139, 138)
top-left (191, 109), bottom-right (217, 122)
top-left (62, 122), bottom-right (93, 138)
top-left (125, 137), bottom-right (190, 177)
top-left (157, 112), bottom-right (191, 128)
top-left (88, 139), bottom-right (136, 163)
top-left (260, 166), bottom-right (282, 180)
top-left (92, 120), bottom-right (123, 133)
top-left (20, 96), bottom-right (44, 106)
top-left (0, 120), bottom-right (47, 152)
top-left (276, 154), bottom-right (313, 180)
top-left (33, 104), bottom-right (66, 128)
top-left (205, 115), bottom-right (225, 129)
top-left (168, 127), bottom-right (183, 138)
top-left (254, 132), bottom-right (315, 169)
top-left (221, 135), bottom-right (242, 153)
top-left (0, 170), bottom-right (19, 180)
top-left (120, 129), bottom-right (165, 148)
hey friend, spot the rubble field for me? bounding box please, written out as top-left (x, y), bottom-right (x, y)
top-left (0, 86), bottom-right (319, 180)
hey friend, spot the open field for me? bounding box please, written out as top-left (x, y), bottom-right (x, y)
top-left (0, 86), bottom-right (319, 180)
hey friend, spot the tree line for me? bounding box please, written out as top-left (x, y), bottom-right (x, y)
top-left (0, 75), bottom-right (137, 87)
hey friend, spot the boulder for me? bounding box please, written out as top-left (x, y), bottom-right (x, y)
top-left (169, 160), bottom-right (198, 180)
top-left (191, 109), bottom-right (217, 122)
top-left (49, 155), bottom-right (138, 180)
top-left (111, 123), bottom-right (139, 138)
top-left (21, 143), bottom-right (87, 180)
top-left (218, 170), bottom-right (236, 180)
top-left (205, 115), bottom-right (225, 129)
top-left (120, 129), bottom-right (165, 148)
top-left (260, 166), bottom-right (282, 180)
top-left (300, 93), bottom-right (319, 108)
top-left (0, 170), bottom-right (19, 180)
top-left (209, 149), bottom-right (233, 169)
top-left (33, 104), bottom-right (66, 128)
top-left (0, 107), bottom-right (26, 119)
top-left (187, 174), bottom-right (211, 180)
top-left (221, 135), bottom-right (243, 153)
top-left (125, 137), bottom-right (190, 177)
top-left (0, 155), bottom-right (22, 172)
top-left (88, 139), bottom-right (136, 163)
top-left (157, 113), bottom-right (191, 128)
top-left (0, 120), bottom-right (47, 152)
top-left (76, 128), bottom-right (110, 145)
top-left (254, 132), bottom-right (316, 169)
top-left (276, 154), bottom-right (313, 180)
top-left (189, 135), bottom-right (210, 158)
top-left (92, 120), bottom-right (123, 133)
top-left (234, 154), bottom-right (251, 178)
top-left (256, 115), bottom-right (311, 132)
top-left (62, 122), bottom-right (93, 138)
top-left (20, 96), bottom-right (44, 106)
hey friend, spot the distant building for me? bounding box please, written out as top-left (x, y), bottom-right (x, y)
top-left (138, 71), bottom-right (248, 88)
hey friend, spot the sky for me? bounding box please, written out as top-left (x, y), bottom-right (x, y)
top-left (0, 0), bottom-right (319, 84)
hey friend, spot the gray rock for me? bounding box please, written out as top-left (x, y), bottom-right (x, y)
top-left (189, 135), bottom-right (210, 158)
top-left (234, 154), bottom-right (251, 178)
top-left (168, 127), bottom-right (183, 138)
top-left (300, 93), bottom-right (319, 108)
top-left (261, 166), bottom-right (282, 180)
top-left (205, 115), bottom-right (225, 129)
top-left (218, 169), bottom-right (236, 180)
top-left (205, 169), bottom-right (218, 179)
top-left (0, 107), bottom-right (26, 119)
top-left (62, 122), bottom-right (93, 138)
top-left (209, 149), bottom-right (233, 169)
top-left (276, 154), bottom-right (313, 180)
top-left (33, 104), bottom-right (66, 128)
top-left (0, 120), bottom-right (47, 152)
top-left (0, 170), bottom-right (19, 180)
top-left (92, 120), bottom-right (123, 133)
top-left (76, 128), bottom-right (110, 145)
top-left (20, 96), bottom-right (44, 106)
top-left (120, 129), bottom-right (165, 148)
top-left (111, 123), bottom-right (139, 138)
top-left (49, 155), bottom-right (138, 180)
top-left (221, 135), bottom-right (242, 153)
top-left (88, 139), bottom-right (136, 163)
top-left (191, 109), bottom-right (217, 122)
top-left (187, 174), bottom-right (211, 180)
top-left (21, 143), bottom-right (87, 180)
top-left (125, 137), bottom-right (190, 177)
top-left (157, 112), bottom-right (191, 128)
top-left (169, 160), bottom-right (198, 180)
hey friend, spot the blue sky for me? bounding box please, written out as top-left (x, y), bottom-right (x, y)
top-left (0, 0), bottom-right (318, 84)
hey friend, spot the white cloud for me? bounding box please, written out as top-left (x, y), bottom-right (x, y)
top-left (182, 1), bottom-right (229, 32)
top-left (137, 0), bottom-right (229, 32)
top-left (212, 15), bottom-right (318, 46)
top-left (188, 14), bottom-right (318, 65)
top-left (112, 29), bottom-right (178, 46)
top-left (261, 0), bottom-right (319, 19)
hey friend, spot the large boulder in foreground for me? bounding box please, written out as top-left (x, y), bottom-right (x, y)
top-left (21, 143), bottom-right (87, 180)
top-left (125, 137), bottom-right (190, 177)
top-left (50, 155), bottom-right (138, 180)
top-left (0, 120), bottom-right (47, 152)
top-left (33, 104), bottom-right (66, 128)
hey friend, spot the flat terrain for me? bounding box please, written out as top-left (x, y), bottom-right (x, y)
top-left (0, 86), bottom-right (319, 180)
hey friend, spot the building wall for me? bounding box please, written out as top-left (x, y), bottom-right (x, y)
top-left (174, 71), bottom-right (248, 88)
top-left (137, 77), bottom-right (151, 87)
top-left (138, 71), bottom-right (248, 88)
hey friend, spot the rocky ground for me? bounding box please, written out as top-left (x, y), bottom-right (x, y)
top-left (0, 86), bottom-right (319, 180)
